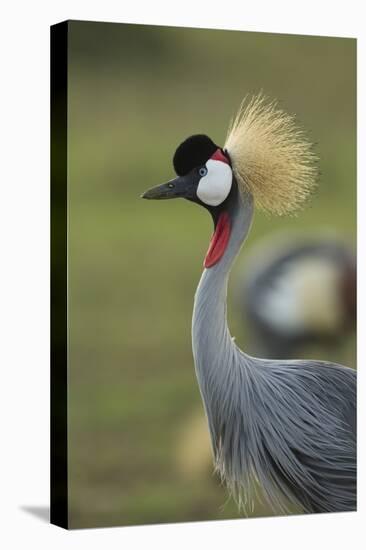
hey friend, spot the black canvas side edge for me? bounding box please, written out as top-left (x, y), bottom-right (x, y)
top-left (50, 21), bottom-right (68, 529)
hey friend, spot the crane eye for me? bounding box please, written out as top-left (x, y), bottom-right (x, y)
top-left (199, 167), bottom-right (208, 177)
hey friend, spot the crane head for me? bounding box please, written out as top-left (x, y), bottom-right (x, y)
top-left (141, 134), bottom-right (237, 267)
top-left (141, 134), bottom-right (234, 207)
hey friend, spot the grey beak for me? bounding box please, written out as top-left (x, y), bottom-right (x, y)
top-left (141, 173), bottom-right (196, 201)
top-left (141, 180), bottom-right (177, 200)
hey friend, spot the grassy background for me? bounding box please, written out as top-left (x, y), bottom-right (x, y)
top-left (66, 21), bottom-right (356, 528)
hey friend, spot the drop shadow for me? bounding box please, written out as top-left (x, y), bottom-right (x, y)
top-left (20, 505), bottom-right (49, 523)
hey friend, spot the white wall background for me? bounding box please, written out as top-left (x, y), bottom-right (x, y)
top-left (0, 0), bottom-right (364, 548)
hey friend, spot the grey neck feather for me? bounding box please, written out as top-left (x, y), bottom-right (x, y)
top-left (191, 186), bottom-right (356, 515)
top-left (192, 188), bottom-right (254, 448)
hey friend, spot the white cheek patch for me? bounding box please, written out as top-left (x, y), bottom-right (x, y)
top-left (196, 160), bottom-right (232, 206)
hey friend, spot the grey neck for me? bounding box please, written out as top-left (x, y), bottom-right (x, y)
top-left (198, 188), bottom-right (254, 289)
top-left (191, 187), bottom-right (254, 418)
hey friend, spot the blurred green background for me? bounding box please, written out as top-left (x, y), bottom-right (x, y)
top-left (67, 21), bottom-right (356, 528)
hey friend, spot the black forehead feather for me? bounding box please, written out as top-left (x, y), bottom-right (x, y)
top-left (173, 134), bottom-right (219, 176)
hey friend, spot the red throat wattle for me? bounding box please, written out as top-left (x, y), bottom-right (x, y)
top-left (204, 212), bottom-right (231, 268)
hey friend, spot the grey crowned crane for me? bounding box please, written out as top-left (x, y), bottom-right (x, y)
top-left (235, 234), bottom-right (356, 359)
top-left (142, 95), bottom-right (356, 514)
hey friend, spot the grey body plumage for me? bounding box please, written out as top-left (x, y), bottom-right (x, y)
top-left (192, 189), bottom-right (356, 513)
top-left (142, 95), bottom-right (356, 514)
